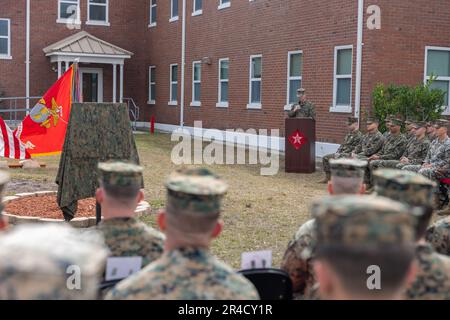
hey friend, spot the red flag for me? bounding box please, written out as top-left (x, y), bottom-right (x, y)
top-left (15, 65), bottom-right (74, 156)
top-left (0, 117), bottom-right (31, 160)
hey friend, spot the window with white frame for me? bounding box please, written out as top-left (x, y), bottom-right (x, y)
top-left (248, 55), bottom-right (262, 108)
top-left (149, 0), bottom-right (157, 27)
top-left (57, 0), bottom-right (80, 23)
top-left (426, 47), bottom-right (450, 113)
top-left (193, 0), bottom-right (202, 15)
top-left (217, 58), bottom-right (229, 107)
top-left (332, 46), bottom-right (353, 112)
top-left (87, 0), bottom-right (109, 25)
top-left (191, 61), bottom-right (201, 106)
top-left (218, 0), bottom-right (231, 10)
top-left (287, 51), bottom-right (303, 106)
top-left (148, 66), bottom-right (156, 104)
top-left (171, 0), bottom-right (179, 21)
top-left (170, 64), bottom-right (178, 104)
top-left (0, 19), bottom-right (11, 59)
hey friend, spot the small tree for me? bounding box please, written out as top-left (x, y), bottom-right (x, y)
top-left (372, 77), bottom-right (446, 133)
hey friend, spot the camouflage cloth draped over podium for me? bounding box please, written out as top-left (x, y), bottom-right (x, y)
top-left (56, 103), bottom-right (142, 221)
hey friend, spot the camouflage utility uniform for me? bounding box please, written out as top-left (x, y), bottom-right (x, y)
top-left (98, 217), bottom-right (165, 267)
top-left (107, 247), bottom-right (259, 300)
top-left (107, 168), bottom-right (259, 300)
top-left (402, 136), bottom-right (450, 182)
top-left (405, 243), bottom-right (450, 300)
top-left (354, 130), bottom-right (385, 159)
top-left (322, 117), bottom-right (362, 180)
top-left (288, 101), bottom-right (316, 119)
top-left (426, 217), bottom-right (450, 256)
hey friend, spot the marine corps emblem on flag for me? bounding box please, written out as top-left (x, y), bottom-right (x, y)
top-left (14, 64), bottom-right (77, 156)
top-left (288, 130), bottom-right (307, 150)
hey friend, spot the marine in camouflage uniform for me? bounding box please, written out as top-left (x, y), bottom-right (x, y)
top-left (426, 121), bottom-right (437, 141)
top-left (373, 169), bottom-right (450, 300)
top-left (0, 224), bottom-right (108, 299)
top-left (426, 217), bottom-right (450, 256)
top-left (0, 170), bottom-right (10, 231)
top-left (281, 159), bottom-right (367, 300)
top-left (287, 88), bottom-right (316, 119)
top-left (96, 162), bottom-right (165, 268)
top-left (320, 117), bottom-right (362, 182)
top-left (353, 118), bottom-right (385, 159)
top-left (313, 195), bottom-right (416, 300)
top-left (107, 168), bottom-right (259, 300)
top-left (404, 117), bottom-right (417, 145)
top-left (367, 118), bottom-right (408, 185)
top-left (402, 119), bottom-right (450, 183)
top-left (371, 121), bottom-right (429, 171)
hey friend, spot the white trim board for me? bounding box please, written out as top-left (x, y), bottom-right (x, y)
top-left (133, 122), bottom-right (340, 157)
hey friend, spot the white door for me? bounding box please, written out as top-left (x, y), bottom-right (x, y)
top-left (80, 68), bottom-right (104, 103)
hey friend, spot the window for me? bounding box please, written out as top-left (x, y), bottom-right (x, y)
top-left (57, 0), bottom-right (80, 24)
top-left (286, 51), bottom-right (303, 108)
top-left (169, 64), bottom-right (178, 105)
top-left (191, 61), bottom-right (201, 106)
top-left (426, 47), bottom-right (450, 113)
top-left (170, 0), bottom-right (179, 21)
top-left (193, 0), bottom-right (202, 15)
top-left (149, 0), bottom-right (157, 27)
top-left (332, 46), bottom-right (353, 112)
top-left (218, 0), bottom-right (231, 10)
top-left (217, 58), bottom-right (229, 107)
top-left (87, 0), bottom-right (109, 25)
top-left (248, 55), bottom-right (262, 109)
top-left (0, 19), bottom-right (11, 59)
top-left (148, 66), bottom-right (156, 104)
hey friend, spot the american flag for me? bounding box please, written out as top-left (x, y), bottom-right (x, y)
top-left (0, 117), bottom-right (31, 160)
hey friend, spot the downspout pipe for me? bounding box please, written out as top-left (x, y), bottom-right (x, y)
top-left (180, 0), bottom-right (187, 128)
top-left (26, 0), bottom-right (31, 112)
top-left (355, 0), bottom-right (364, 124)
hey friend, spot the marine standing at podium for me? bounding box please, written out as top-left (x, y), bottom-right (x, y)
top-left (288, 88), bottom-right (316, 120)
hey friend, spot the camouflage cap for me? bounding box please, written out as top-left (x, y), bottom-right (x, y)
top-left (98, 161), bottom-right (143, 189)
top-left (330, 158), bottom-right (367, 178)
top-left (312, 195), bottom-right (415, 248)
top-left (405, 116), bottom-right (415, 125)
top-left (0, 224), bottom-right (108, 299)
top-left (434, 119), bottom-right (449, 129)
top-left (390, 118), bottom-right (403, 126)
top-left (165, 168), bottom-right (228, 216)
top-left (373, 169), bottom-right (436, 208)
top-left (347, 117), bottom-right (358, 125)
top-left (366, 117), bottom-right (379, 125)
top-left (297, 88), bottom-right (306, 93)
top-left (412, 121), bottom-right (427, 128)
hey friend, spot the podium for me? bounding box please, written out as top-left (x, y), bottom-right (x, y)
top-left (285, 118), bottom-right (316, 173)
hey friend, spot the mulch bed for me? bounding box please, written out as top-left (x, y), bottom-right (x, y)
top-left (5, 195), bottom-right (96, 219)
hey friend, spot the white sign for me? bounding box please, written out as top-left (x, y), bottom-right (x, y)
top-left (241, 250), bottom-right (272, 270)
top-left (105, 256), bottom-right (143, 281)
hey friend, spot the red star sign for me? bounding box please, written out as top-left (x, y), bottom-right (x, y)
top-left (288, 130), bottom-right (307, 150)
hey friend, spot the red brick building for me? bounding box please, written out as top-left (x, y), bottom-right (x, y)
top-left (1, 0), bottom-right (450, 154)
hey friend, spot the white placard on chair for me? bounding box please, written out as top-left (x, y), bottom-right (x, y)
top-left (241, 250), bottom-right (272, 270)
top-left (105, 256), bottom-right (143, 281)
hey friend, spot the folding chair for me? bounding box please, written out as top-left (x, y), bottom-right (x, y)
top-left (238, 268), bottom-right (293, 300)
top-left (438, 178), bottom-right (450, 209)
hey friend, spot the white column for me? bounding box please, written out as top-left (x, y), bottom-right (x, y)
top-left (57, 61), bottom-right (62, 79)
top-left (119, 64), bottom-right (124, 103)
top-left (112, 64), bottom-right (117, 103)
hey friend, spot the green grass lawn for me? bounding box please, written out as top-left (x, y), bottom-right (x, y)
top-left (8, 132), bottom-right (327, 268)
